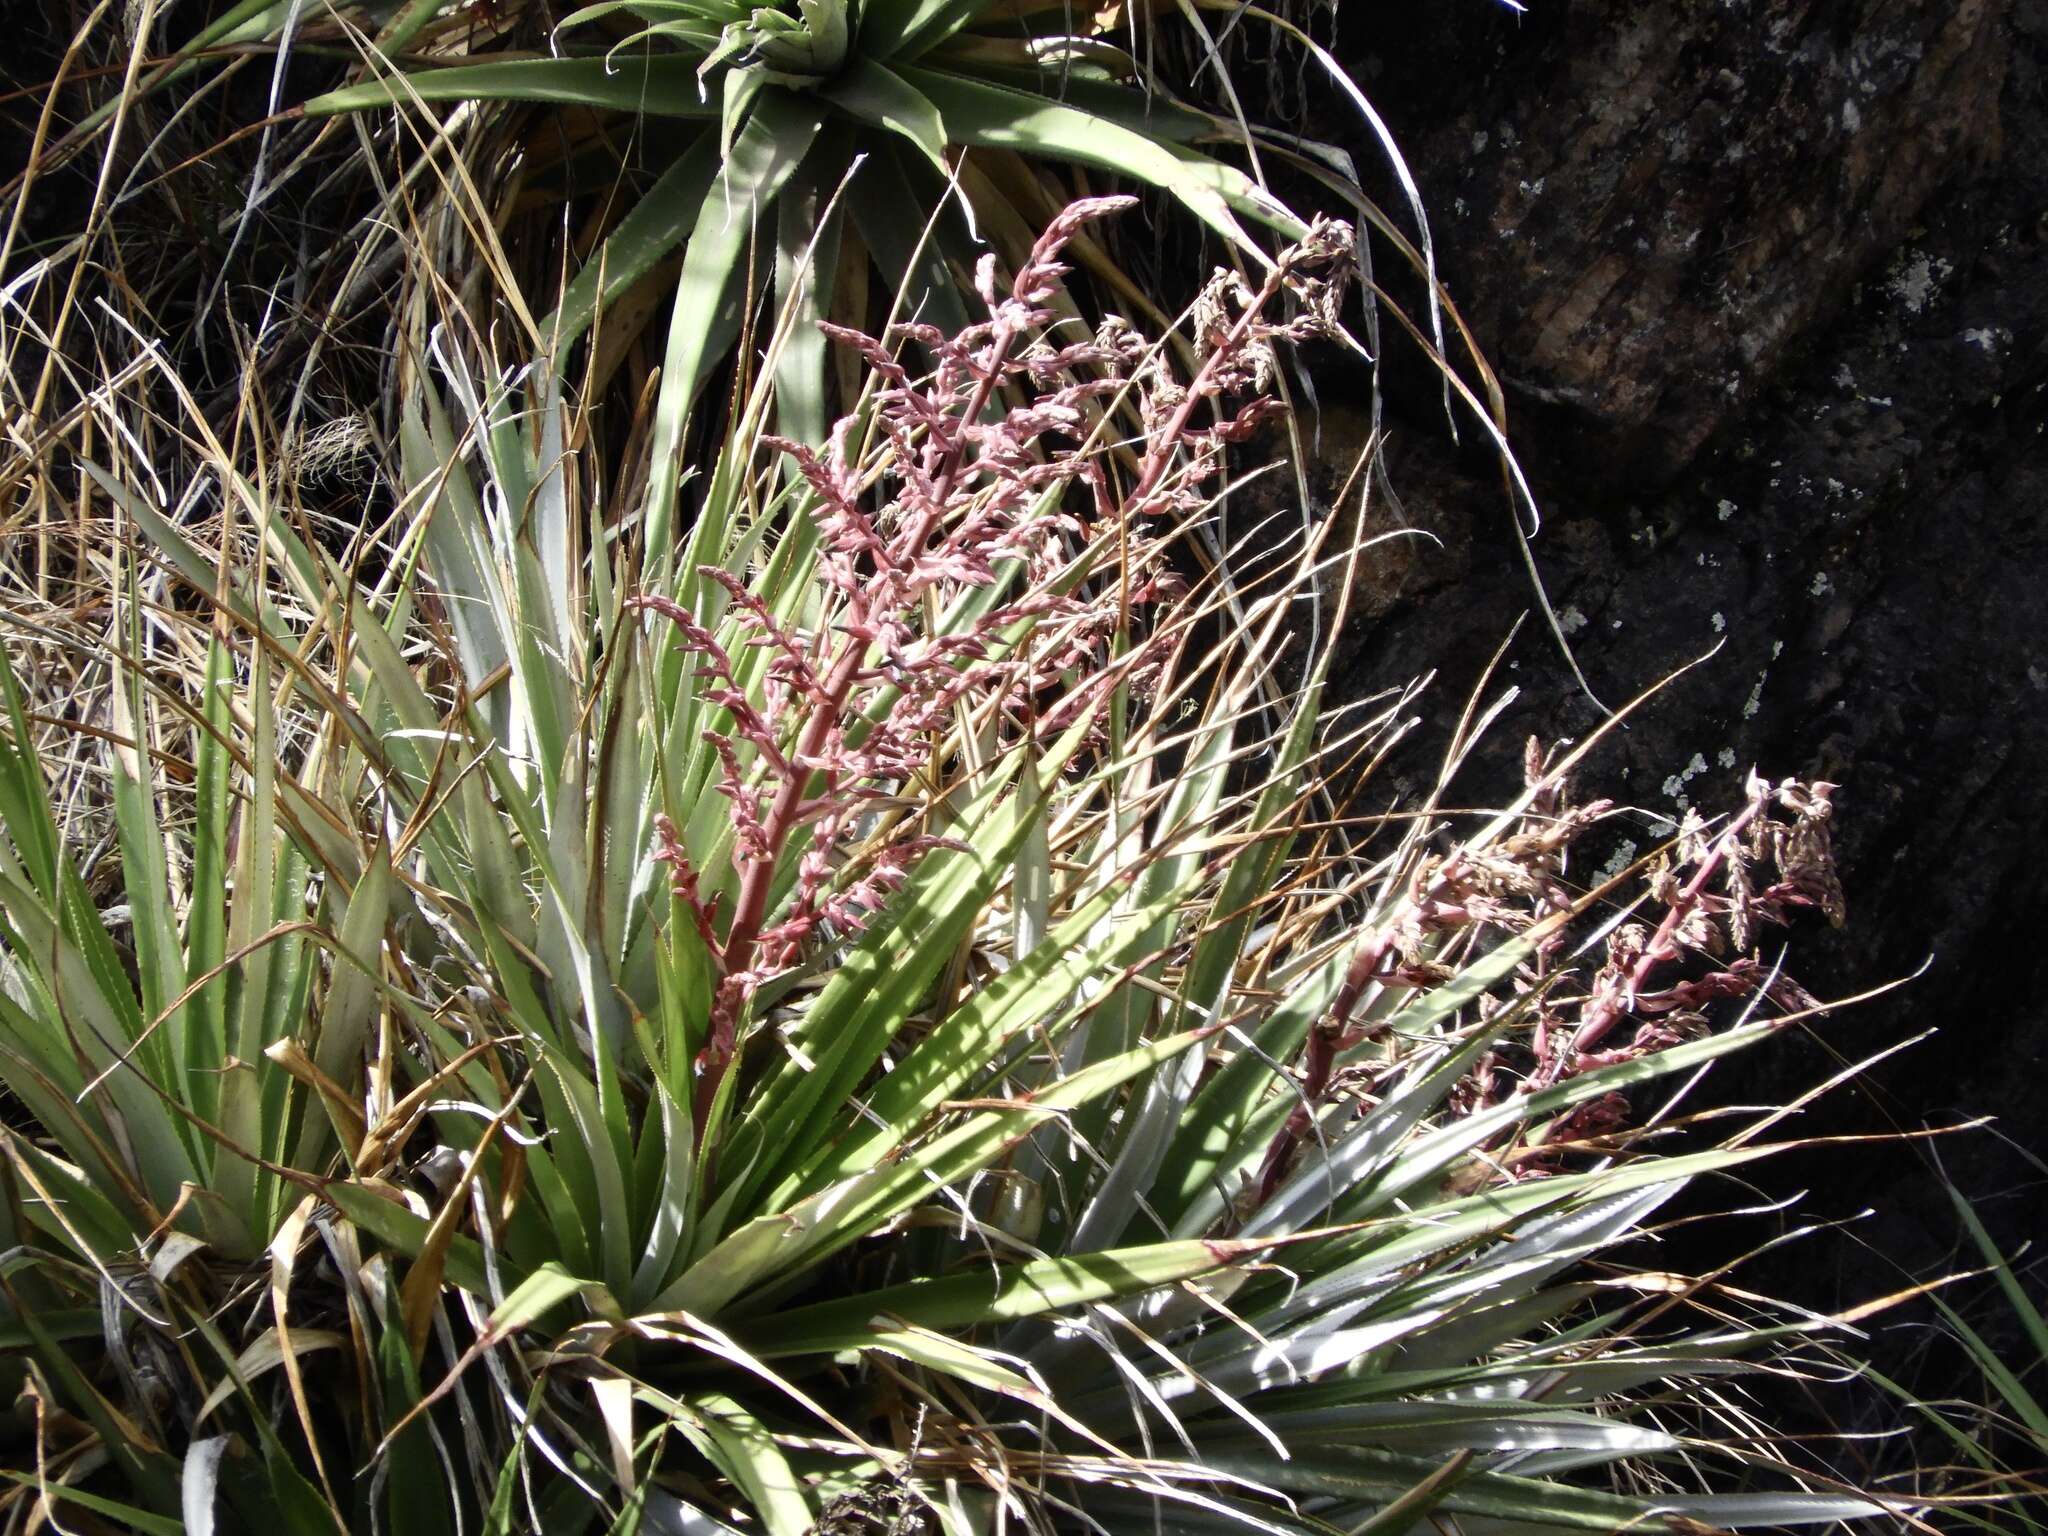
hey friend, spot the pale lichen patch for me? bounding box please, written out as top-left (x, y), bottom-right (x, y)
top-left (1662, 752), bottom-right (1710, 809)
top-left (1743, 670), bottom-right (1770, 719)
top-left (1885, 249), bottom-right (1952, 314)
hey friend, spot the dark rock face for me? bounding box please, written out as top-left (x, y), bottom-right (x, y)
top-left (1315, 0), bottom-right (2048, 1430)
top-left (1370, 0), bottom-right (2008, 481)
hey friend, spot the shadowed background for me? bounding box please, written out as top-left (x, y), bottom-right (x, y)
top-left (1296, 0), bottom-right (2046, 1456)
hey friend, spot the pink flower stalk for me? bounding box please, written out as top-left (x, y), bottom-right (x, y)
top-left (1541, 770), bottom-right (1842, 1085)
top-left (633, 201), bottom-right (1357, 1133)
top-left (1251, 750), bottom-right (1847, 1205)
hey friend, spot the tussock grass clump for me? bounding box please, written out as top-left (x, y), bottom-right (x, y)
top-left (1832, 1171), bottom-right (2048, 1531)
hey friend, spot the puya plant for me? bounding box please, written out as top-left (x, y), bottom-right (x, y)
top-left (293, 0), bottom-right (1375, 399)
top-left (0, 202), bottom-right (1892, 1533)
top-left (283, 0), bottom-right (1464, 602)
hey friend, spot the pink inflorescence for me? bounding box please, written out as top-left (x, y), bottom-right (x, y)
top-left (1254, 744), bottom-right (1846, 1202)
top-left (631, 200), bottom-right (1357, 1123)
